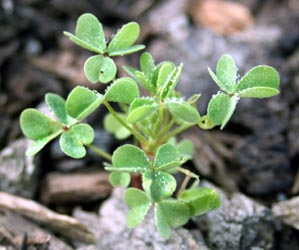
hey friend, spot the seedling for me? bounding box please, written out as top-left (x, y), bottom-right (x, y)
top-left (19, 13), bottom-right (280, 239)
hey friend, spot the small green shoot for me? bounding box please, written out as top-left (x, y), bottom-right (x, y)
top-left (19, 13), bottom-right (280, 239)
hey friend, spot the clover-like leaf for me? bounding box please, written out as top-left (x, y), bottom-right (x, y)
top-left (125, 188), bottom-right (152, 228)
top-left (104, 77), bottom-right (139, 103)
top-left (59, 123), bottom-right (94, 159)
top-left (155, 199), bottom-right (190, 239)
top-left (165, 98), bottom-right (200, 123)
top-left (177, 139), bottom-right (194, 160)
top-left (84, 55), bottom-right (117, 84)
top-left (127, 98), bottom-right (159, 123)
top-left (103, 113), bottom-right (131, 140)
top-left (63, 13), bottom-right (106, 54)
top-left (106, 145), bottom-right (150, 173)
top-left (178, 187), bottom-right (220, 217)
top-left (153, 143), bottom-right (181, 171)
top-left (142, 170), bottom-right (176, 202)
top-left (45, 93), bottom-right (76, 125)
top-left (66, 86), bottom-right (104, 121)
top-left (109, 172), bottom-right (131, 187)
top-left (235, 65), bottom-right (280, 98)
top-left (108, 22), bottom-right (144, 56)
top-left (207, 93), bottom-right (239, 129)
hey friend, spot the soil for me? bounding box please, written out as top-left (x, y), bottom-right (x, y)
top-left (1, 0), bottom-right (299, 249)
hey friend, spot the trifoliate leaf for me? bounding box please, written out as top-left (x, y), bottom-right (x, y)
top-left (59, 123), bottom-right (94, 159)
top-left (108, 145), bottom-right (150, 173)
top-left (178, 187), bottom-right (221, 217)
top-left (66, 86), bottom-right (104, 121)
top-left (127, 98), bottom-right (159, 123)
top-left (153, 144), bottom-right (181, 171)
top-left (103, 112), bottom-right (131, 140)
top-left (46, 93), bottom-right (76, 125)
top-left (104, 77), bottom-right (139, 103)
top-left (109, 172), bottom-right (131, 187)
top-left (207, 93), bottom-right (239, 129)
top-left (235, 66), bottom-right (280, 98)
top-left (63, 13), bottom-right (106, 54)
top-left (125, 188), bottom-right (152, 228)
top-left (84, 55), bottom-right (117, 84)
top-left (108, 22), bottom-right (144, 56)
top-left (165, 98), bottom-right (200, 123)
top-left (142, 170), bottom-right (176, 202)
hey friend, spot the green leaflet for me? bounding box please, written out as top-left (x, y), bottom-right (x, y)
top-left (153, 143), bottom-right (181, 171)
top-left (125, 188), bottom-right (152, 228)
top-left (63, 13), bottom-right (106, 54)
top-left (179, 187), bottom-right (221, 217)
top-left (155, 200), bottom-right (190, 239)
top-left (207, 93), bottom-right (239, 129)
top-left (127, 98), bottom-right (159, 123)
top-left (165, 98), bottom-right (200, 123)
top-left (140, 52), bottom-right (155, 79)
top-left (109, 145), bottom-right (150, 173)
top-left (108, 22), bottom-right (144, 56)
top-left (215, 54), bottom-right (237, 93)
top-left (109, 172), bottom-right (131, 187)
top-left (235, 65), bottom-right (280, 98)
top-left (46, 93), bottom-right (76, 125)
top-left (66, 86), bottom-right (104, 121)
top-left (84, 55), bottom-right (117, 84)
top-left (20, 109), bottom-right (62, 141)
top-left (142, 170), bottom-right (176, 202)
top-left (104, 77), bottom-right (139, 103)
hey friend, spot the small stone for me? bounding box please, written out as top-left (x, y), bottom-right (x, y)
top-left (195, 181), bottom-right (274, 250)
top-left (0, 138), bottom-right (39, 198)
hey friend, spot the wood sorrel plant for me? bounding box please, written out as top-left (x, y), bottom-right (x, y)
top-left (19, 13), bottom-right (280, 239)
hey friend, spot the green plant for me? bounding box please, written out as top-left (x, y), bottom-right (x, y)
top-left (19, 13), bottom-right (280, 239)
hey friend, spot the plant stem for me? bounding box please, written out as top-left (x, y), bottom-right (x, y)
top-left (177, 175), bottom-right (191, 197)
top-left (103, 101), bottom-right (148, 144)
top-left (159, 116), bottom-right (177, 139)
top-left (88, 144), bottom-right (112, 162)
top-left (164, 123), bottom-right (195, 142)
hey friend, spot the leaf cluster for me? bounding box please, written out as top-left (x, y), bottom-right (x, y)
top-left (19, 13), bottom-right (280, 239)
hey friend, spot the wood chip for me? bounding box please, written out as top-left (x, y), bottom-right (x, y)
top-left (187, 0), bottom-right (254, 35)
top-left (41, 171), bottom-right (112, 204)
top-left (272, 196), bottom-right (299, 230)
top-left (0, 191), bottom-right (96, 243)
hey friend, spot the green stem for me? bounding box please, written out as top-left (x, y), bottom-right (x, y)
top-left (164, 123), bottom-right (195, 142)
top-left (159, 116), bottom-right (177, 139)
top-left (153, 102), bottom-right (164, 136)
top-left (104, 101), bottom-right (148, 144)
top-left (88, 144), bottom-right (112, 162)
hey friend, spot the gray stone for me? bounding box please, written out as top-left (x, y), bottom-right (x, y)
top-left (195, 182), bottom-right (274, 250)
top-left (74, 188), bottom-right (207, 250)
top-left (0, 138), bottom-right (39, 198)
